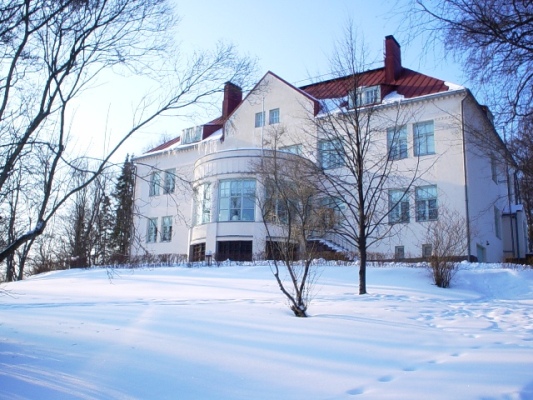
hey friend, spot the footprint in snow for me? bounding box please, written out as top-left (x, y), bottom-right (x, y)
top-left (346, 387), bottom-right (365, 395)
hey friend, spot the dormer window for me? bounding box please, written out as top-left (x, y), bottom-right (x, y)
top-left (349, 85), bottom-right (381, 108)
top-left (182, 126), bottom-right (203, 144)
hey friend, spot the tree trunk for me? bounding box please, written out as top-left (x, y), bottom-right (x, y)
top-left (358, 238), bottom-right (367, 295)
top-left (359, 259), bottom-right (367, 294)
top-left (0, 220), bottom-right (46, 265)
top-left (291, 304), bottom-right (308, 317)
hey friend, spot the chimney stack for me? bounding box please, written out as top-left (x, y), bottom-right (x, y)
top-left (222, 82), bottom-right (242, 118)
top-left (384, 35), bottom-right (402, 83)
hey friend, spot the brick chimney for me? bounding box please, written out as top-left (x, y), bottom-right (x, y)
top-left (222, 82), bottom-right (242, 118)
top-left (384, 35), bottom-right (402, 83)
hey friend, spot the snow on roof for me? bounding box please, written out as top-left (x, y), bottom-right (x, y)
top-left (136, 128), bottom-right (223, 160)
top-left (503, 204), bottom-right (524, 214)
top-left (445, 81), bottom-right (465, 91)
top-left (382, 90), bottom-right (405, 104)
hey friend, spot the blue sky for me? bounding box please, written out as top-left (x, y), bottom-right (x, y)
top-left (176, 0), bottom-right (465, 85)
top-left (70, 0), bottom-right (467, 164)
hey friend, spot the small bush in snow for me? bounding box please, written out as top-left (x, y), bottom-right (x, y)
top-left (424, 208), bottom-right (468, 288)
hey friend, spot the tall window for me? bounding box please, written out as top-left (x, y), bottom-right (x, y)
top-left (319, 139), bottom-right (344, 169)
top-left (161, 216), bottom-right (172, 242)
top-left (265, 184), bottom-right (290, 224)
top-left (218, 179), bottom-right (256, 221)
top-left (387, 126), bottom-right (408, 160)
top-left (269, 108), bottom-right (280, 124)
top-left (415, 185), bottom-right (438, 221)
top-left (389, 189), bottom-right (410, 223)
top-left (494, 206), bottom-right (501, 239)
top-left (147, 218), bottom-right (158, 243)
top-left (195, 183), bottom-right (211, 225)
top-left (414, 121), bottom-right (435, 156)
top-left (320, 196), bottom-right (345, 227)
top-left (255, 111), bottom-right (265, 128)
top-left (149, 172), bottom-right (160, 196)
top-left (163, 169), bottom-right (175, 194)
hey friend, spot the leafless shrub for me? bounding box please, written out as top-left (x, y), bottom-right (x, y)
top-left (424, 208), bottom-right (468, 288)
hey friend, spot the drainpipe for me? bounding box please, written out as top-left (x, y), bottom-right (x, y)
top-left (261, 96), bottom-right (265, 156)
top-left (506, 162), bottom-right (517, 258)
top-left (461, 96), bottom-right (473, 260)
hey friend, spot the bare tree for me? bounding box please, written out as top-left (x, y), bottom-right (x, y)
top-left (0, 0), bottom-right (255, 277)
top-left (423, 207), bottom-right (469, 288)
top-left (509, 116), bottom-right (533, 253)
top-left (63, 163), bottom-right (115, 268)
top-left (304, 27), bottom-right (422, 294)
top-left (254, 131), bottom-right (326, 317)
top-left (400, 0), bottom-right (533, 123)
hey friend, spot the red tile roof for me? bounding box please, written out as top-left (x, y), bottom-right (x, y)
top-left (300, 67), bottom-right (449, 100)
top-left (145, 66), bottom-right (451, 154)
top-left (148, 136), bottom-right (180, 153)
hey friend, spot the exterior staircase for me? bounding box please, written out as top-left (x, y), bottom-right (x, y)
top-left (307, 238), bottom-right (351, 261)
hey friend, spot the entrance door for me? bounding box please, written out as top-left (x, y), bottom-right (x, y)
top-left (216, 240), bottom-right (253, 262)
top-left (476, 244), bottom-right (486, 262)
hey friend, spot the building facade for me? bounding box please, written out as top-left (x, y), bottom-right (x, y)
top-left (131, 36), bottom-right (527, 263)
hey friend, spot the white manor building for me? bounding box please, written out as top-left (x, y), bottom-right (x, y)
top-left (131, 36), bottom-right (528, 263)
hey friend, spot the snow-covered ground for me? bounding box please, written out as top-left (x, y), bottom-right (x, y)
top-left (1, 264), bottom-right (532, 400)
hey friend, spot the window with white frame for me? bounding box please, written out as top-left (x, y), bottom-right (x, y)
top-left (414, 120), bottom-right (435, 156)
top-left (389, 189), bottom-right (410, 224)
top-left (255, 111), bottom-right (265, 128)
top-left (269, 108), bottom-right (280, 124)
top-left (147, 217), bottom-right (158, 243)
top-left (163, 169), bottom-right (175, 194)
top-left (494, 206), bottom-right (502, 239)
top-left (415, 185), bottom-right (438, 221)
top-left (218, 179), bottom-right (256, 222)
top-left (149, 172), bottom-right (160, 196)
top-left (181, 126), bottom-right (203, 144)
top-left (195, 183), bottom-right (211, 225)
top-left (387, 126), bottom-right (408, 160)
top-left (161, 216), bottom-right (172, 242)
top-left (319, 139), bottom-right (344, 169)
top-left (279, 144), bottom-right (302, 155)
top-left (349, 85), bottom-right (381, 107)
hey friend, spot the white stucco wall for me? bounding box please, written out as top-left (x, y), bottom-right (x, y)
top-left (131, 72), bottom-right (515, 263)
top-left (462, 95), bottom-right (514, 262)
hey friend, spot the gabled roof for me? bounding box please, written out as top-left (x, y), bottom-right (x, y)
top-left (299, 67), bottom-right (449, 100)
top-left (145, 115), bottom-right (224, 153)
top-left (143, 36), bottom-right (455, 155)
top-left (237, 71), bottom-right (320, 116)
top-left (148, 136), bottom-right (180, 153)
top-left (144, 71), bottom-right (320, 154)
